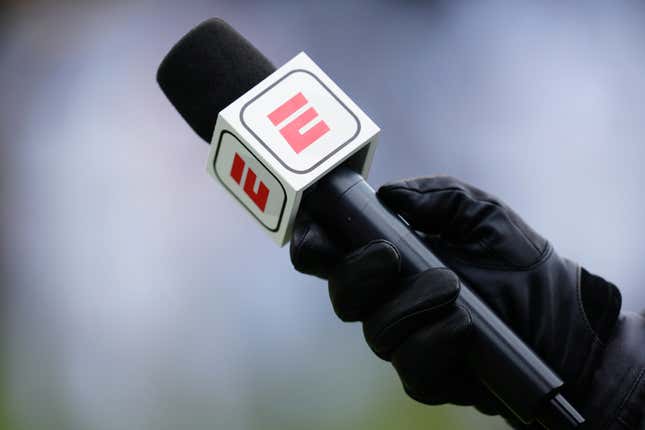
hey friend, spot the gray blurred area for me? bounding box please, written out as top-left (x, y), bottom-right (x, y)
top-left (2, 1), bottom-right (645, 429)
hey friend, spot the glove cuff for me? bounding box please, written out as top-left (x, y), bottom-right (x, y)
top-left (570, 312), bottom-right (645, 429)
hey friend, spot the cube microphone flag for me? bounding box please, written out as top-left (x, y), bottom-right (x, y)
top-left (157, 18), bottom-right (584, 429)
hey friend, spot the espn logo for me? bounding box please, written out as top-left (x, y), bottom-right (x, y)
top-left (229, 153), bottom-right (269, 212)
top-left (241, 69), bottom-right (360, 174)
top-left (267, 92), bottom-right (330, 154)
top-left (213, 131), bottom-right (286, 232)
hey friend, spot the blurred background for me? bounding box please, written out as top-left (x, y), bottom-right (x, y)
top-left (2, 0), bottom-right (645, 429)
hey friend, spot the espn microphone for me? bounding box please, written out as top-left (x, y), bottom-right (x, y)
top-left (157, 18), bottom-right (585, 429)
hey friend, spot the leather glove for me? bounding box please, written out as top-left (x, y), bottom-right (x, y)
top-left (290, 176), bottom-right (644, 429)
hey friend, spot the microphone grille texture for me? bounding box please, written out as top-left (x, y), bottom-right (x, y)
top-left (157, 18), bottom-right (275, 142)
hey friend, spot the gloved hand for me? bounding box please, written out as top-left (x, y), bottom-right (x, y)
top-left (290, 176), bottom-right (645, 429)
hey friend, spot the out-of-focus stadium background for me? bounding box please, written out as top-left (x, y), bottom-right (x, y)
top-left (2, 1), bottom-right (645, 429)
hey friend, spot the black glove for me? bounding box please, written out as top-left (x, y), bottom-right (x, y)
top-left (290, 176), bottom-right (645, 429)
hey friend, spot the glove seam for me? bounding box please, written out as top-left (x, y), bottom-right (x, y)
top-left (343, 239), bottom-right (401, 269)
top-left (575, 264), bottom-right (604, 347)
top-left (386, 186), bottom-right (547, 270)
top-left (291, 221), bottom-right (312, 272)
top-left (570, 266), bottom-right (612, 429)
top-left (371, 270), bottom-right (461, 356)
top-left (383, 186), bottom-right (541, 253)
top-left (455, 302), bottom-right (473, 329)
top-left (499, 207), bottom-right (543, 257)
top-left (381, 186), bottom-right (504, 218)
top-left (570, 263), bottom-right (606, 417)
top-left (613, 367), bottom-right (645, 430)
top-left (441, 242), bottom-right (553, 273)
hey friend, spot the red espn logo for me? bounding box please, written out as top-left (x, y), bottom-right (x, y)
top-left (229, 153), bottom-right (269, 212)
top-left (228, 92), bottom-right (330, 213)
top-left (267, 92), bottom-right (330, 154)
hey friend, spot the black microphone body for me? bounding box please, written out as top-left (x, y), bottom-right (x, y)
top-left (306, 166), bottom-right (584, 429)
top-left (156, 18), bottom-right (585, 430)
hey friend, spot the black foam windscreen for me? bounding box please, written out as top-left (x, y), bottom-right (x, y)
top-left (157, 18), bottom-right (276, 142)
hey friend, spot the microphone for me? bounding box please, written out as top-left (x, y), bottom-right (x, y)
top-left (157, 18), bottom-right (584, 429)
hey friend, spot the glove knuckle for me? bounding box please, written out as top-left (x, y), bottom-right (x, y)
top-left (344, 239), bottom-right (399, 267)
top-left (428, 174), bottom-right (463, 186)
top-left (428, 267), bottom-right (461, 294)
top-left (328, 242), bottom-right (400, 323)
top-left (414, 268), bottom-right (461, 305)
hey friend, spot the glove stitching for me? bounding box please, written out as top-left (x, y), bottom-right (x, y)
top-left (470, 210), bottom-right (547, 269)
top-left (503, 211), bottom-right (543, 256)
top-left (442, 242), bottom-right (554, 273)
top-left (575, 264), bottom-right (603, 347)
top-left (383, 186), bottom-right (504, 212)
top-left (617, 416), bottom-right (635, 430)
top-left (613, 367), bottom-right (644, 430)
top-left (570, 265), bottom-right (607, 426)
top-left (332, 240), bottom-right (401, 321)
top-left (372, 270), bottom-right (460, 355)
top-left (343, 239), bottom-right (400, 268)
top-left (291, 221), bottom-right (312, 272)
top-left (386, 187), bottom-right (546, 269)
top-left (455, 303), bottom-right (473, 330)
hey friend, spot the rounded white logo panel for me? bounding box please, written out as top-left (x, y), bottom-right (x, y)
top-left (213, 131), bottom-right (286, 231)
top-left (240, 70), bottom-right (360, 174)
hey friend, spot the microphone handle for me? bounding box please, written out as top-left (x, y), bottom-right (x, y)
top-left (304, 166), bottom-right (584, 429)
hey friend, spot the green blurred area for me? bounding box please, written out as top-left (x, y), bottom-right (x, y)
top-left (0, 346), bottom-right (507, 430)
top-left (246, 379), bottom-right (506, 430)
top-left (248, 375), bottom-right (506, 430)
top-left (0, 370), bottom-right (10, 430)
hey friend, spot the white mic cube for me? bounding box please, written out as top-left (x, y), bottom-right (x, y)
top-left (207, 52), bottom-right (380, 246)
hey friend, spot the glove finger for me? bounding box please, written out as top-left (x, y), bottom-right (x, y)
top-left (363, 268), bottom-right (461, 359)
top-left (290, 213), bottom-right (342, 279)
top-left (377, 176), bottom-right (547, 268)
top-left (390, 305), bottom-right (473, 405)
top-left (391, 304), bottom-right (506, 415)
top-left (328, 240), bottom-right (400, 322)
